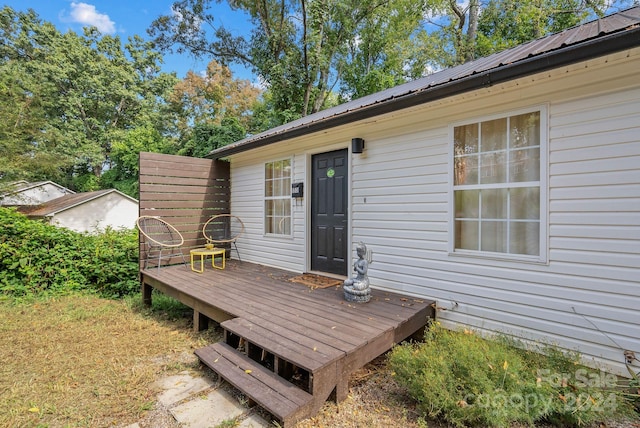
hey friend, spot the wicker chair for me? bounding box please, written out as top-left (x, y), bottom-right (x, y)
top-left (202, 214), bottom-right (245, 262)
top-left (136, 216), bottom-right (187, 270)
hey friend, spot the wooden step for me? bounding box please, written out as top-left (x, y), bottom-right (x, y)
top-left (221, 317), bottom-right (342, 373)
top-left (196, 342), bottom-right (313, 425)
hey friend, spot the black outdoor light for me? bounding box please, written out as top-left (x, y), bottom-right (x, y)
top-left (351, 137), bottom-right (365, 154)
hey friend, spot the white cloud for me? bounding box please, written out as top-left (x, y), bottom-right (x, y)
top-left (67, 2), bottom-right (116, 34)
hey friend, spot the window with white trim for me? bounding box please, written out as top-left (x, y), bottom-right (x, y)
top-left (264, 158), bottom-right (292, 235)
top-left (452, 109), bottom-right (544, 258)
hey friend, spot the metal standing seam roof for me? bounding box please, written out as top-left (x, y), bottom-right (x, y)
top-left (19, 189), bottom-right (137, 217)
top-left (208, 6), bottom-right (640, 159)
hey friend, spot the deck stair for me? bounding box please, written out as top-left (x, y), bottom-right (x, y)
top-left (196, 316), bottom-right (345, 426)
top-left (196, 342), bottom-right (313, 425)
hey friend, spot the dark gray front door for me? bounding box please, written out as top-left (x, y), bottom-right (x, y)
top-left (311, 149), bottom-right (348, 275)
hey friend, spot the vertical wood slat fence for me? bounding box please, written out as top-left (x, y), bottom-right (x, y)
top-left (138, 152), bottom-right (230, 266)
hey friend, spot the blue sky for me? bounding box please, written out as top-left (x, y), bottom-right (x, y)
top-left (3, 0), bottom-right (254, 80)
top-left (6, 1), bottom-right (632, 82)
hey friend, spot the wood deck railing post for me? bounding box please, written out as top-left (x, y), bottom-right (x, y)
top-left (193, 310), bottom-right (209, 331)
top-left (142, 281), bottom-right (152, 307)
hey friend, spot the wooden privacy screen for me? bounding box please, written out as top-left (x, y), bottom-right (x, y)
top-left (138, 152), bottom-right (230, 265)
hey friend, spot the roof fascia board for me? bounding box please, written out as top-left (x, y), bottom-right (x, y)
top-left (1, 180), bottom-right (74, 197)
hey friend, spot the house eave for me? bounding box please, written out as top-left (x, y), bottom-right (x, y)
top-left (209, 26), bottom-right (640, 160)
top-left (22, 189), bottom-right (138, 218)
top-left (0, 180), bottom-right (75, 199)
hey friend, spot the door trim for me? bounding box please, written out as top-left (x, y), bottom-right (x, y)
top-left (304, 145), bottom-right (351, 275)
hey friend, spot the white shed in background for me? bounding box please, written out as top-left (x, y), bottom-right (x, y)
top-left (20, 189), bottom-right (138, 233)
top-left (0, 181), bottom-right (74, 206)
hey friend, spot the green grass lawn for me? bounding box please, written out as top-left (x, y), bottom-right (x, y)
top-left (0, 292), bottom-right (219, 428)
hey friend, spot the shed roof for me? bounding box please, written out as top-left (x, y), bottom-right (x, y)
top-left (208, 6), bottom-right (640, 159)
top-left (1, 180), bottom-right (75, 197)
top-left (19, 189), bottom-right (138, 218)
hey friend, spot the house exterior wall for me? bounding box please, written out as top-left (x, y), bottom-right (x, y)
top-left (228, 48), bottom-right (639, 375)
top-left (1, 182), bottom-right (72, 206)
top-left (51, 192), bottom-right (138, 233)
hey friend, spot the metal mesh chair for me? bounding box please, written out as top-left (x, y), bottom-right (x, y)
top-left (202, 214), bottom-right (245, 261)
top-left (136, 216), bottom-right (187, 270)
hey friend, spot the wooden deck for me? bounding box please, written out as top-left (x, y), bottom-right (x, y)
top-left (140, 260), bottom-right (434, 426)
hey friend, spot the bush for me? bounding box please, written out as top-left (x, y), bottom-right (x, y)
top-left (527, 344), bottom-right (634, 426)
top-left (83, 226), bottom-right (140, 297)
top-left (0, 207), bottom-right (139, 298)
top-left (389, 323), bottom-right (634, 427)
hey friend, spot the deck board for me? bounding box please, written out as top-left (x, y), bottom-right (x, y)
top-left (142, 260), bottom-right (433, 351)
top-left (222, 318), bottom-right (337, 371)
top-left (141, 260), bottom-right (434, 425)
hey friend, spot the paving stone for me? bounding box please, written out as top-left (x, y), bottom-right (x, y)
top-left (239, 413), bottom-right (271, 427)
top-left (170, 388), bottom-right (246, 427)
top-left (152, 371), bottom-right (216, 407)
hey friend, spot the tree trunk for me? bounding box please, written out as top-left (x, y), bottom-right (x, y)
top-left (465, 0), bottom-right (479, 62)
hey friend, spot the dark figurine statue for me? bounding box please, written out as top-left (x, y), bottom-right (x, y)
top-left (343, 242), bottom-right (371, 303)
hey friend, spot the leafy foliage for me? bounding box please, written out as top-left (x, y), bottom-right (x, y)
top-left (0, 6), bottom-right (261, 191)
top-left (389, 323), bottom-right (634, 427)
top-left (169, 60), bottom-right (260, 132)
top-left (178, 118), bottom-right (247, 158)
top-left (0, 208), bottom-right (139, 298)
top-left (475, 0), bottom-right (600, 58)
top-left (0, 6), bottom-right (178, 187)
top-left (149, 0), bottom-right (433, 123)
top-left (101, 124), bottom-right (173, 198)
top-left (417, 0), bottom-right (617, 70)
top-left (148, 0), bottom-right (629, 124)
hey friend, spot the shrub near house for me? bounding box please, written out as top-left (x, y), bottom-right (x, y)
top-left (389, 324), bottom-right (636, 427)
top-left (0, 208), bottom-right (138, 297)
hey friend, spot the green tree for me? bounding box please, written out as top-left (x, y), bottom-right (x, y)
top-left (0, 7), bottom-right (178, 188)
top-left (169, 60), bottom-right (260, 135)
top-left (474, 0), bottom-right (622, 58)
top-left (37, 29), bottom-right (178, 180)
top-left (149, 0), bottom-right (626, 123)
top-left (177, 117), bottom-right (246, 158)
top-left (0, 8), bottom-right (72, 183)
top-left (418, 0), bottom-right (622, 70)
top-left (337, 0), bottom-right (431, 100)
top-left (148, 0), bottom-right (431, 123)
top-left (101, 124), bottom-right (173, 197)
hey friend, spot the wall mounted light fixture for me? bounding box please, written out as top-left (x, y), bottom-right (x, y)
top-left (352, 137), bottom-right (365, 154)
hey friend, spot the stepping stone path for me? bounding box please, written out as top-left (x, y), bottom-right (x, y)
top-left (124, 371), bottom-right (270, 428)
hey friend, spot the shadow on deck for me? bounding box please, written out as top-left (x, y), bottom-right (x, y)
top-left (140, 261), bottom-right (435, 426)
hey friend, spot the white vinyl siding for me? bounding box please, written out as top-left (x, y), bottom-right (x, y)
top-left (228, 48), bottom-right (640, 376)
top-left (230, 140), bottom-right (348, 272)
top-left (352, 74), bottom-right (638, 376)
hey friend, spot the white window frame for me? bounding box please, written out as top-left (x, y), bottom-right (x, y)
top-left (448, 105), bottom-right (548, 263)
top-left (264, 157), bottom-right (293, 237)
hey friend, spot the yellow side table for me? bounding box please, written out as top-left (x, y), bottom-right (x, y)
top-left (190, 248), bottom-right (226, 273)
